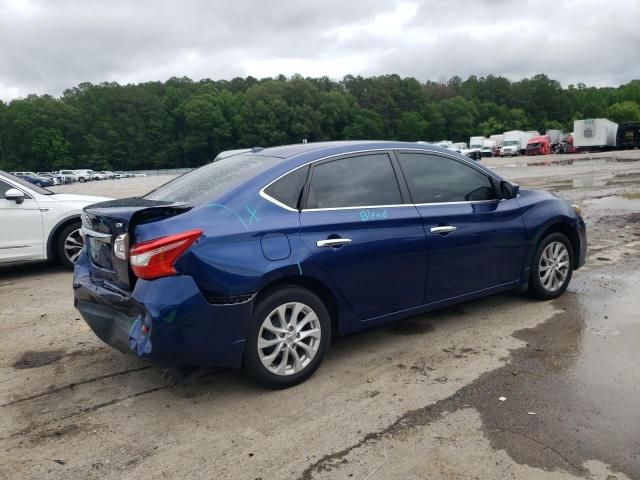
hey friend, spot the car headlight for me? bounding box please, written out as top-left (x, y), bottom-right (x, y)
top-left (572, 204), bottom-right (582, 216)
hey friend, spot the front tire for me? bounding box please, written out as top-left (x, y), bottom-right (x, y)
top-left (528, 233), bottom-right (574, 300)
top-left (243, 286), bottom-right (331, 389)
top-left (56, 221), bottom-right (84, 269)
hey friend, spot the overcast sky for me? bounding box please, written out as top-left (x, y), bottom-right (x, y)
top-left (1, 0), bottom-right (639, 100)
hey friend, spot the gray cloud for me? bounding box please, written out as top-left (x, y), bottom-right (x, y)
top-left (0, 0), bottom-right (638, 100)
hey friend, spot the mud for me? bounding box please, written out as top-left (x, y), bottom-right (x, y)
top-left (302, 261), bottom-right (640, 479)
top-left (12, 351), bottom-right (66, 369)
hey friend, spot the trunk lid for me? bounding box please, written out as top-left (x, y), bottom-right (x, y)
top-left (82, 198), bottom-right (192, 291)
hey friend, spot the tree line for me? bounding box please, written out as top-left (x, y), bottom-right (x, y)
top-left (0, 74), bottom-right (639, 172)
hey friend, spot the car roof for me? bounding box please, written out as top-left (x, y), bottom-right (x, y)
top-left (230, 140), bottom-right (505, 193)
top-left (252, 140), bottom-right (437, 159)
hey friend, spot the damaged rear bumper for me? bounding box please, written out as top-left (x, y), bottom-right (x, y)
top-left (73, 252), bottom-right (253, 368)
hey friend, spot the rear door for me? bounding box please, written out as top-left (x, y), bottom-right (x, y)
top-left (298, 152), bottom-right (427, 321)
top-left (0, 179), bottom-right (44, 262)
top-left (395, 151), bottom-right (526, 303)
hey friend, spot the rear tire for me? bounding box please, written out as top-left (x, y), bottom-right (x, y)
top-left (528, 232), bottom-right (574, 300)
top-left (56, 221), bottom-right (83, 269)
top-left (243, 286), bottom-right (331, 389)
top-left (78, 177), bottom-right (86, 183)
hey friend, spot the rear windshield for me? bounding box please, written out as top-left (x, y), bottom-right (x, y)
top-left (144, 154), bottom-right (279, 204)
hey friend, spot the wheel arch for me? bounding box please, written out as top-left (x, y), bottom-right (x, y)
top-left (47, 215), bottom-right (81, 260)
top-left (254, 275), bottom-right (340, 336)
top-left (536, 221), bottom-right (581, 268)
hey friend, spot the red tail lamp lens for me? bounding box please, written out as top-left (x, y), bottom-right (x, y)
top-left (129, 229), bottom-right (202, 279)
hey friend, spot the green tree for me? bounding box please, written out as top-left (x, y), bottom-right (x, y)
top-left (607, 101), bottom-right (640, 124)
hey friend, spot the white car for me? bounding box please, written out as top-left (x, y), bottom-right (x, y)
top-left (0, 171), bottom-right (111, 268)
top-left (58, 170), bottom-right (82, 182)
top-left (73, 169), bottom-right (96, 182)
top-left (92, 171), bottom-right (108, 180)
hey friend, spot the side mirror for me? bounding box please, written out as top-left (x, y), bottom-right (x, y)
top-left (500, 181), bottom-right (519, 199)
top-left (5, 188), bottom-right (25, 204)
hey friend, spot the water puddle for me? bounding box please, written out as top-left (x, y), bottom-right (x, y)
top-left (545, 173), bottom-right (640, 192)
top-left (585, 195), bottom-right (640, 211)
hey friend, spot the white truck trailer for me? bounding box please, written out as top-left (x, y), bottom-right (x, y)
top-left (573, 119), bottom-right (618, 150)
top-left (489, 134), bottom-right (503, 148)
top-left (469, 136), bottom-right (487, 150)
top-left (500, 130), bottom-right (524, 156)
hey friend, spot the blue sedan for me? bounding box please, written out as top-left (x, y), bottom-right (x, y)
top-left (73, 141), bottom-right (586, 388)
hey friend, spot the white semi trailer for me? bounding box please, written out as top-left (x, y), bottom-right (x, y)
top-left (573, 119), bottom-right (618, 150)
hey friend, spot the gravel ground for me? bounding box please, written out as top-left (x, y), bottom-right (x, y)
top-left (1, 150), bottom-right (639, 479)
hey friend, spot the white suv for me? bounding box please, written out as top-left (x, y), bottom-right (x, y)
top-left (58, 170), bottom-right (82, 182)
top-left (73, 169), bottom-right (96, 182)
top-left (0, 171), bottom-right (111, 268)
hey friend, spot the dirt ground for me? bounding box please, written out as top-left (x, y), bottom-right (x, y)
top-left (1, 150), bottom-right (640, 479)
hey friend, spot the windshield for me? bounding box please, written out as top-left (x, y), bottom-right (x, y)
top-left (144, 154), bottom-right (279, 204)
top-left (503, 140), bottom-right (518, 146)
top-left (0, 170), bottom-right (54, 195)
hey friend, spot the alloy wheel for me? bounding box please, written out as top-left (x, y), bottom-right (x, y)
top-left (257, 302), bottom-right (321, 376)
top-left (64, 228), bottom-right (84, 264)
top-left (539, 241), bottom-right (569, 292)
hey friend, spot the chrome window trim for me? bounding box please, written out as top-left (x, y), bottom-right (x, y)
top-left (302, 204), bottom-right (412, 213)
top-left (414, 199), bottom-right (500, 207)
top-left (259, 189), bottom-right (299, 212)
top-left (258, 147), bottom-right (503, 212)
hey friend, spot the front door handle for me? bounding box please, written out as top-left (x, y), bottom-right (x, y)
top-left (316, 238), bottom-right (352, 248)
top-left (430, 226), bottom-right (457, 235)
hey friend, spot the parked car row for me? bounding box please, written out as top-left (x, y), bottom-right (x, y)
top-left (10, 170), bottom-right (147, 187)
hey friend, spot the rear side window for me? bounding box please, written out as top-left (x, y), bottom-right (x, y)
top-left (306, 153), bottom-right (402, 209)
top-left (264, 166), bottom-right (309, 209)
top-left (397, 153), bottom-right (496, 203)
top-left (144, 154), bottom-right (279, 204)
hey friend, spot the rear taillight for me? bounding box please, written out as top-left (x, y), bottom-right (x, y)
top-left (129, 229), bottom-right (202, 280)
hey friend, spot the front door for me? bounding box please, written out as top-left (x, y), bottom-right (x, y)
top-left (298, 152), bottom-right (427, 320)
top-left (0, 180), bottom-right (44, 262)
top-left (395, 151), bottom-right (526, 302)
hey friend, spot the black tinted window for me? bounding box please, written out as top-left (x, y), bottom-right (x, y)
top-left (306, 153), bottom-right (401, 209)
top-left (0, 180), bottom-right (11, 198)
top-left (397, 153), bottom-right (496, 203)
top-left (264, 166), bottom-right (309, 209)
top-left (144, 154), bottom-right (278, 204)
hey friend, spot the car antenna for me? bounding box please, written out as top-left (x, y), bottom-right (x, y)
top-left (251, 146), bottom-right (264, 153)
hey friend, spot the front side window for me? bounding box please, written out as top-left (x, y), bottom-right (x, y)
top-left (0, 179), bottom-right (12, 198)
top-left (397, 153), bottom-right (496, 203)
top-left (305, 153), bottom-right (402, 209)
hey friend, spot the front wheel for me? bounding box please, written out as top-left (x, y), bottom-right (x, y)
top-left (243, 286), bottom-right (331, 389)
top-left (56, 221), bottom-right (84, 269)
top-left (528, 233), bottom-right (574, 300)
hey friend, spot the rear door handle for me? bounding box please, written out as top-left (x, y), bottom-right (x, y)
top-left (430, 226), bottom-right (457, 235)
top-left (316, 238), bottom-right (352, 248)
